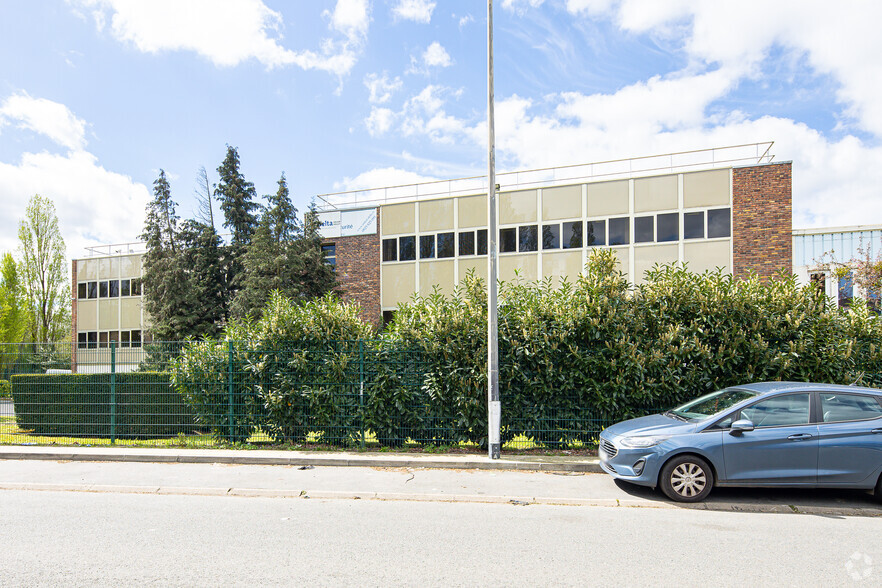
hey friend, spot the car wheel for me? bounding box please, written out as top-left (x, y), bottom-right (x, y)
top-left (659, 455), bottom-right (714, 502)
top-left (875, 474), bottom-right (882, 503)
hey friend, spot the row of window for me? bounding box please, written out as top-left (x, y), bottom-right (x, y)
top-left (713, 392), bottom-right (882, 429)
top-left (382, 208), bottom-right (731, 262)
top-left (77, 330), bottom-right (144, 349)
top-left (77, 279), bottom-right (142, 300)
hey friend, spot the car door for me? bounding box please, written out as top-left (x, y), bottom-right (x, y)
top-left (816, 392), bottom-right (882, 485)
top-left (722, 393), bottom-right (818, 484)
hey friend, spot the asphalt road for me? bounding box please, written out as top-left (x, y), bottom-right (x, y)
top-left (2, 489), bottom-right (879, 587)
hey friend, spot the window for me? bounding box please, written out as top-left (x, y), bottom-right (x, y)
top-left (584, 220), bottom-right (602, 247)
top-left (399, 236), bottom-right (416, 261)
top-left (131, 330), bottom-right (142, 348)
top-left (500, 228), bottom-right (517, 253)
top-left (78, 283), bottom-right (87, 299)
top-left (519, 225), bottom-right (538, 252)
top-left (458, 231), bottom-right (475, 256)
top-left (684, 212), bottom-right (704, 239)
top-left (121, 331), bottom-right (130, 348)
top-left (87, 281), bottom-right (98, 299)
top-left (382, 238), bottom-right (397, 262)
top-left (99, 281), bottom-right (108, 298)
top-left (657, 213), bottom-right (678, 242)
top-left (87, 332), bottom-right (97, 349)
top-left (99, 332), bottom-right (109, 348)
top-left (77, 333), bottom-right (87, 349)
top-left (321, 244), bottom-right (336, 266)
top-left (437, 232), bottom-right (455, 258)
top-left (476, 229), bottom-right (488, 255)
top-left (121, 279), bottom-right (131, 297)
top-left (420, 235), bottom-right (435, 259)
top-left (131, 278), bottom-right (142, 296)
top-left (108, 280), bottom-right (119, 298)
top-left (839, 272), bottom-right (854, 308)
top-left (820, 393), bottom-right (882, 423)
top-left (634, 216), bottom-right (654, 243)
top-left (608, 217), bottom-right (629, 246)
top-left (707, 208), bottom-right (731, 238)
top-left (869, 288), bottom-right (880, 315)
top-left (542, 224), bottom-right (560, 249)
top-left (740, 394), bottom-right (810, 427)
top-left (382, 310), bottom-right (396, 326)
top-left (108, 331), bottom-right (119, 345)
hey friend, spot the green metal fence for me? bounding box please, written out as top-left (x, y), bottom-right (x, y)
top-left (0, 341), bottom-right (661, 451)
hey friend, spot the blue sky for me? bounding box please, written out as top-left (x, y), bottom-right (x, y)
top-left (2, 0), bottom-right (882, 259)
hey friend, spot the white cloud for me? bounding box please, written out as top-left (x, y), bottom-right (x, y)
top-left (364, 72), bottom-right (403, 104)
top-left (408, 41), bottom-right (453, 74)
top-left (0, 92), bottom-right (88, 151)
top-left (0, 92), bottom-right (149, 259)
top-left (71, 0), bottom-right (368, 76)
top-left (365, 107), bottom-right (396, 136)
top-left (458, 14), bottom-right (474, 28)
top-left (333, 166), bottom-right (438, 192)
top-left (501, 0), bottom-right (546, 14)
top-left (392, 0), bottom-right (436, 24)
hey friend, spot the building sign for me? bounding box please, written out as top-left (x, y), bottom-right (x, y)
top-left (318, 208), bottom-right (376, 238)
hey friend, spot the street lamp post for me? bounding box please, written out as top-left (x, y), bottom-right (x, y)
top-left (487, 0), bottom-right (501, 460)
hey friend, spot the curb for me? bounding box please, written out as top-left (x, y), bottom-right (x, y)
top-left (1, 482), bottom-right (878, 517)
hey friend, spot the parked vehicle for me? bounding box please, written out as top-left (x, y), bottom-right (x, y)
top-left (599, 382), bottom-right (882, 502)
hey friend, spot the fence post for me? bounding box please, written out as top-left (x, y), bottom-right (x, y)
top-left (110, 341), bottom-right (116, 444)
top-left (227, 340), bottom-right (234, 442)
top-left (359, 340), bottom-right (365, 450)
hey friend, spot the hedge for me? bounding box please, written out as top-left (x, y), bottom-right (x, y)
top-left (0, 379), bottom-right (9, 399)
top-left (11, 372), bottom-right (196, 439)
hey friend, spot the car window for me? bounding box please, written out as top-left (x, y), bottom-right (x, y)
top-left (820, 393), bottom-right (882, 423)
top-left (740, 393), bottom-right (810, 428)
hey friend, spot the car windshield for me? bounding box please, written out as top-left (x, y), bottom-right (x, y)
top-left (668, 388), bottom-right (757, 421)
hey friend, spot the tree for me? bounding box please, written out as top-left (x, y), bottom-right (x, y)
top-left (17, 195), bottom-right (69, 342)
top-left (811, 238), bottom-right (882, 311)
top-left (177, 219), bottom-right (226, 338)
top-left (194, 165), bottom-right (215, 229)
top-left (215, 146), bottom-right (258, 305)
top-left (0, 253), bottom-right (27, 377)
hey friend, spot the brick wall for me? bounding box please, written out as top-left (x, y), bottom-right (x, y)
top-left (71, 259), bottom-right (78, 373)
top-left (326, 210), bottom-right (381, 327)
top-left (732, 162), bottom-right (792, 279)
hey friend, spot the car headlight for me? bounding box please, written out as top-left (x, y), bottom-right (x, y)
top-left (619, 435), bottom-right (670, 448)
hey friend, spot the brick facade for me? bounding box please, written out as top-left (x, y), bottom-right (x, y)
top-left (732, 162), bottom-right (792, 279)
top-left (326, 210), bottom-right (382, 327)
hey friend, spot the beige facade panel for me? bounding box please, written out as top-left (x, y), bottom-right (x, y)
top-left (78, 259), bottom-right (97, 281)
top-left (419, 198), bottom-right (455, 232)
top-left (98, 256), bottom-right (118, 278)
top-left (458, 194), bottom-right (487, 228)
top-left (634, 175), bottom-right (678, 213)
top-left (542, 185), bottom-right (582, 221)
top-left (98, 299), bottom-right (119, 330)
top-left (634, 244), bottom-right (679, 284)
top-left (684, 169), bottom-right (730, 208)
top-left (381, 203), bottom-right (415, 235)
top-left (419, 260), bottom-right (455, 297)
top-left (685, 240), bottom-right (732, 274)
top-left (381, 263), bottom-right (416, 308)
top-left (120, 298), bottom-right (142, 330)
top-left (586, 180), bottom-right (628, 216)
top-left (77, 300), bottom-right (98, 331)
top-left (542, 250), bottom-right (583, 287)
top-left (500, 253), bottom-right (538, 283)
top-left (610, 246), bottom-right (630, 277)
top-left (500, 190), bottom-right (537, 224)
top-left (119, 254), bottom-right (142, 278)
top-left (458, 258), bottom-right (488, 286)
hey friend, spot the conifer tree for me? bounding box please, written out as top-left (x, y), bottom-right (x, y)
top-left (215, 146), bottom-right (258, 303)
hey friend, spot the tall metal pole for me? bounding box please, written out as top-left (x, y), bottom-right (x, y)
top-left (487, 0), bottom-right (501, 460)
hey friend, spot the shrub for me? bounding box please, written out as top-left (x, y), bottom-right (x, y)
top-left (0, 379), bottom-right (10, 399)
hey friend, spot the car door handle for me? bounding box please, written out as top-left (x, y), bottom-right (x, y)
top-left (872, 429), bottom-right (882, 434)
top-left (787, 434), bottom-right (813, 440)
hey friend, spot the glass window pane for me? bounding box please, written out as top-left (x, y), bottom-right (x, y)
top-left (500, 228), bottom-right (517, 253)
top-left (821, 393), bottom-right (882, 422)
top-left (420, 235), bottom-right (435, 259)
top-left (477, 229), bottom-right (488, 255)
top-left (87, 331), bottom-right (97, 349)
top-left (563, 221), bottom-right (583, 248)
top-left (78, 333), bottom-right (87, 349)
top-left (399, 236), bottom-right (416, 261)
top-left (88, 281), bottom-right (97, 299)
top-left (458, 231), bottom-right (475, 256)
top-left (542, 224), bottom-right (560, 249)
top-left (634, 216), bottom-right (654, 243)
top-left (99, 332), bottom-right (109, 348)
top-left (684, 212), bottom-right (704, 239)
top-left (657, 213), bottom-right (678, 242)
top-left (707, 208), bottom-right (731, 238)
top-left (121, 279), bottom-right (130, 297)
top-left (131, 330), bottom-right (142, 348)
top-left (608, 217), bottom-right (629, 246)
top-left (108, 331), bottom-right (119, 344)
top-left (519, 225), bottom-right (538, 252)
top-left (99, 281), bottom-right (108, 298)
top-left (382, 238), bottom-right (397, 262)
top-left (108, 280), bottom-right (119, 297)
top-left (78, 283), bottom-right (87, 299)
top-left (130, 278), bottom-right (141, 296)
top-left (584, 220), bottom-right (603, 247)
top-left (121, 331), bottom-right (130, 348)
top-left (740, 394), bottom-right (810, 427)
top-left (437, 232), bottom-right (455, 258)
top-left (839, 272), bottom-right (854, 308)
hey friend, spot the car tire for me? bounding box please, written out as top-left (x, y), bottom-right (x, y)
top-left (875, 474), bottom-right (882, 503)
top-left (659, 455), bottom-right (714, 503)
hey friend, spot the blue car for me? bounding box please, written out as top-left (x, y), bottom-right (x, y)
top-left (599, 382), bottom-right (882, 502)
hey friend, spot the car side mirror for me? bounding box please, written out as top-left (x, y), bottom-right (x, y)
top-left (730, 419), bottom-right (755, 434)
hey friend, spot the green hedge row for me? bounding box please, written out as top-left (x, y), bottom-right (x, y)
top-left (11, 372), bottom-right (196, 439)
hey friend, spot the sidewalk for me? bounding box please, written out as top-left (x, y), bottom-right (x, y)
top-left (0, 444), bottom-right (600, 472)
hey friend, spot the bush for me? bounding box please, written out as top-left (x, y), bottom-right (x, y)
top-left (11, 372), bottom-right (196, 439)
top-left (0, 379), bottom-right (10, 399)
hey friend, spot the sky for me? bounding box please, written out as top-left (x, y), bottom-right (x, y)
top-left (2, 0), bottom-right (882, 260)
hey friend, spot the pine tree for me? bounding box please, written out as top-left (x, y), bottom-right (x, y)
top-left (177, 220), bottom-right (226, 338)
top-left (215, 146), bottom-right (258, 305)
